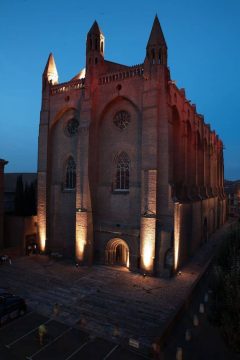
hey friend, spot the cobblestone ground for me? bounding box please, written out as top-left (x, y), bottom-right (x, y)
top-left (0, 221), bottom-right (234, 353)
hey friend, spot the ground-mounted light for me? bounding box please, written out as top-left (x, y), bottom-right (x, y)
top-left (140, 215), bottom-right (156, 272)
top-left (174, 202), bottom-right (182, 271)
top-left (75, 210), bottom-right (88, 262)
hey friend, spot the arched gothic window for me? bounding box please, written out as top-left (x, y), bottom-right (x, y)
top-left (115, 152), bottom-right (130, 190)
top-left (65, 157), bottom-right (76, 189)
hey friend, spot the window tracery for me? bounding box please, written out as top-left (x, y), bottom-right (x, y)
top-left (65, 157), bottom-right (76, 189)
top-left (115, 152), bottom-right (130, 191)
top-left (113, 110), bottom-right (130, 130)
top-left (65, 118), bottom-right (79, 137)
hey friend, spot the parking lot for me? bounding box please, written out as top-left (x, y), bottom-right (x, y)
top-left (0, 311), bottom-right (149, 360)
top-left (0, 222), bottom-right (234, 359)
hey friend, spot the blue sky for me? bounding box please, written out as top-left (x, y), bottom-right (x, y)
top-left (0, 0), bottom-right (239, 179)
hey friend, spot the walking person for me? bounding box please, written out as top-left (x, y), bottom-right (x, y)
top-left (52, 303), bottom-right (60, 317)
top-left (38, 324), bottom-right (47, 345)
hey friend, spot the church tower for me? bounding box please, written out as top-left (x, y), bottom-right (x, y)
top-left (145, 15), bottom-right (167, 66)
top-left (86, 20), bottom-right (105, 69)
top-left (38, 53), bottom-right (58, 254)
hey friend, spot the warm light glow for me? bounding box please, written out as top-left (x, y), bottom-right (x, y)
top-left (126, 250), bottom-right (130, 268)
top-left (37, 172), bottom-right (47, 252)
top-left (140, 217), bottom-right (156, 272)
top-left (174, 203), bottom-right (181, 271)
top-left (143, 242), bottom-right (152, 269)
top-left (39, 225), bottom-right (46, 252)
top-left (75, 211), bottom-right (88, 262)
top-left (77, 68), bottom-right (86, 79)
top-left (46, 54), bottom-right (58, 85)
top-left (106, 238), bottom-right (130, 268)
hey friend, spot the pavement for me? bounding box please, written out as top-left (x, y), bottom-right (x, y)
top-left (0, 311), bottom-right (149, 359)
top-left (0, 220), bottom-right (238, 359)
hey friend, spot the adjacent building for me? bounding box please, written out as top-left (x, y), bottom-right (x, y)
top-left (37, 16), bottom-right (226, 276)
top-left (225, 180), bottom-right (240, 217)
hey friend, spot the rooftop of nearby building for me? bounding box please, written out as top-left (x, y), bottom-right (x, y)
top-left (224, 179), bottom-right (240, 195)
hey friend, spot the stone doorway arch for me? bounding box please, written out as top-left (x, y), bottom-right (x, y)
top-left (105, 238), bottom-right (130, 268)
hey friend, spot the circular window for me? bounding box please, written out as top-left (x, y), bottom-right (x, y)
top-left (65, 118), bottom-right (79, 137)
top-left (113, 111), bottom-right (130, 130)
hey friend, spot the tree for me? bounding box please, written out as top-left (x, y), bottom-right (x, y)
top-left (14, 175), bottom-right (24, 215)
top-left (209, 227), bottom-right (240, 352)
top-left (14, 177), bottom-right (37, 216)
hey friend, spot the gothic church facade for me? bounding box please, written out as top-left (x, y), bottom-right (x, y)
top-left (37, 16), bottom-right (226, 276)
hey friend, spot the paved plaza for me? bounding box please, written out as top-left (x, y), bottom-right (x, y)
top-left (0, 221), bottom-right (235, 358)
top-left (0, 311), bottom-right (150, 360)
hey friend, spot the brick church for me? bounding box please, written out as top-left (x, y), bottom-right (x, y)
top-left (37, 16), bottom-right (226, 276)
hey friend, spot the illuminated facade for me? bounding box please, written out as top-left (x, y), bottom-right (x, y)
top-left (37, 16), bottom-right (226, 276)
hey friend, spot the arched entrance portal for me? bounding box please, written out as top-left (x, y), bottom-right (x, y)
top-left (105, 238), bottom-right (130, 268)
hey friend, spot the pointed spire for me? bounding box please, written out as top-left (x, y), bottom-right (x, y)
top-left (147, 15), bottom-right (167, 48)
top-left (86, 20), bottom-right (105, 67)
top-left (145, 15), bottom-right (168, 66)
top-left (88, 20), bottom-right (103, 35)
top-left (43, 53), bottom-right (58, 85)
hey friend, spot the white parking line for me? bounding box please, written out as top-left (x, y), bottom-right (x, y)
top-left (64, 339), bottom-right (91, 360)
top-left (6, 318), bottom-right (52, 348)
top-left (103, 344), bottom-right (119, 359)
top-left (27, 327), bottom-right (73, 359)
top-left (0, 311), bottom-right (34, 331)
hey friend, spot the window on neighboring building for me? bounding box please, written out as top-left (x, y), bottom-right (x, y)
top-left (115, 152), bottom-right (130, 191)
top-left (65, 157), bottom-right (76, 189)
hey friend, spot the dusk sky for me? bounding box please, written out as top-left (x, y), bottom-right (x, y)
top-left (0, 0), bottom-right (239, 179)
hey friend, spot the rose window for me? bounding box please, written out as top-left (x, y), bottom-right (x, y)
top-left (113, 111), bottom-right (130, 130)
top-left (65, 118), bottom-right (79, 136)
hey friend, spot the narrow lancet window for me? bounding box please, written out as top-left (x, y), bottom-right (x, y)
top-left (115, 152), bottom-right (130, 190)
top-left (158, 49), bottom-right (161, 64)
top-left (65, 157), bottom-right (76, 189)
top-left (151, 49), bottom-right (155, 64)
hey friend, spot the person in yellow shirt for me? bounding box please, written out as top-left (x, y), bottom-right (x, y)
top-left (38, 324), bottom-right (47, 345)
